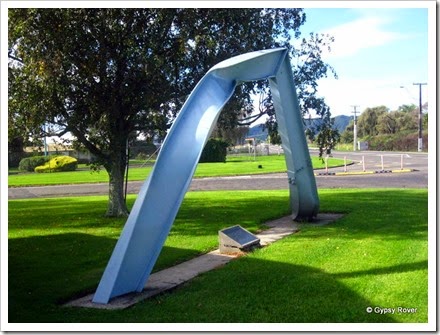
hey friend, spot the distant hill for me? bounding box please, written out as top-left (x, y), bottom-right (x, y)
top-left (303, 115), bottom-right (352, 135)
top-left (333, 115), bottom-right (352, 133)
top-left (246, 115), bottom-right (352, 141)
top-left (246, 124), bottom-right (268, 141)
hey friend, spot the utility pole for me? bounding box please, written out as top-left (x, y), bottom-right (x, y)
top-left (413, 83), bottom-right (427, 152)
top-left (351, 105), bottom-right (360, 151)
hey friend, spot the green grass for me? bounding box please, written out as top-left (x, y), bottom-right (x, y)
top-left (334, 142), bottom-right (354, 151)
top-left (8, 189), bottom-right (427, 323)
top-left (8, 155), bottom-right (346, 187)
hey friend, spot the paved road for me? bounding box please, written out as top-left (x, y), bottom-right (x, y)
top-left (8, 150), bottom-right (428, 199)
top-left (310, 149), bottom-right (428, 189)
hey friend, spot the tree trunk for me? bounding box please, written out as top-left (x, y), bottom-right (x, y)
top-left (105, 146), bottom-right (129, 217)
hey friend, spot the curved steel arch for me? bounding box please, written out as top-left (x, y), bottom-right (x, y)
top-left (93, 48), bottom-right (319, 304)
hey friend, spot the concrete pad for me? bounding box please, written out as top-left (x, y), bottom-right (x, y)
top-left (258, 215), bottom-right (299, 246)
top-left (64, 213), bottom-right (342, 310)
top-left (302, 213), bottom-right (345, 227)
top-left (65, 250), bottom-right (237, 310)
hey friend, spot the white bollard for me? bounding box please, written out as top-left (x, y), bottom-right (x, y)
top-left (381, 155), bottom-right (384, 171)
top-left (344, 156), bottom-right (347, 173)
top-left (362, 156), bottom-right (366, 172)
top-left (401, 154), bottom-right (404, 170)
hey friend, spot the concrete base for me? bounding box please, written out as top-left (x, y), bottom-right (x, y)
top-left (64, 213), bottom-right (342, 310)
top-left (301, 213), bottom-right (345, 227)
top-left (64, 250), bottom-right (236, 310)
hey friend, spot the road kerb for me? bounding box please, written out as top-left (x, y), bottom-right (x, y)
top-left (315, 169), bottom-right (414, 176)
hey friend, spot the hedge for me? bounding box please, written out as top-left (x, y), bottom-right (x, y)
top-left (199, 138), bottom-right (229, 163)
top-left (34, 156), bottom-right (78, 173)
top-left (18, 156), bottom-right (51, 172)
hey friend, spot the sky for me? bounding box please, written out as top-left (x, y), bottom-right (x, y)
top-left (296, 5), bottom-right (432, 117)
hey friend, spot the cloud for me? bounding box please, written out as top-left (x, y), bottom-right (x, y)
top-left (321, 16), bottom-right (406, 59)
top-left (297, 8), bottom-right (429, 117)
top-left (316, 77), bottom-right (424, 116)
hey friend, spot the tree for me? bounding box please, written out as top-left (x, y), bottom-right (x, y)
top-left (8, 66), bottom-right (44, 167)
top-left (423, 112), bottom-right (428, 131)
top-left (396, 104), bottom-right (418, 132)
top-left (357, 106), bottom-right (388, 137)
top-left (340, 120), bottom-right (354, 144)
top-left (9, 8), bottom-right (336, 216)
top-left (315, 114), bottom-right (340, 158)
top-left (397, 103), bottom-right (418, 114)
top-left (376, 111), bottom-right (399, 135)
top-left (211, 125), bottom-right (249, 146)
top-left (374, 104), bottom-right (418, 136)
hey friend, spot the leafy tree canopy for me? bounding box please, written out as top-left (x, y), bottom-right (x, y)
top-left (8, 8), bottom-right (336, 216)
top-left (356, 105), bottom-right (389, 138)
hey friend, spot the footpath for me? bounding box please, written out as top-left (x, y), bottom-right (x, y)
top-left (65, 213), bottom-right (342, 309)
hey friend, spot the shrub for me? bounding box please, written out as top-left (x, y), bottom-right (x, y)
top-left (199, 138), bottom-right (229, 163)
top-left (366, 132), bottom-right (428, 152)
top-left (34, 156), bottom-right (78, 173)
top-left (9, 151), bottom-right (31, 169)
top-left (18, 155), bottom-right (51, 172)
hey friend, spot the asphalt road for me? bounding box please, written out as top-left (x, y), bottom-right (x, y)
top-left (8, 150), bottom-right (428, 199)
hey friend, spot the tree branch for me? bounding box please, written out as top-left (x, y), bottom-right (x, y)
top-left (8, 52), bottom-right (24, 64)
top-left (53, 127), bottom-right (71, 138)
top-left (70, 127), bottom-right (110, 163)
top-left (237, 112), bottom-right (266, 126)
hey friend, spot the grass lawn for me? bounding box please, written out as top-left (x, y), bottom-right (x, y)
top-left (8, 188), bottom-right (427, 324)
top-left (8, 155), bottom-right (346, 187)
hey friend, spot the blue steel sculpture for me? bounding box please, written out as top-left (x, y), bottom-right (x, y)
top-left (93, 48), bottom-right (319, 304)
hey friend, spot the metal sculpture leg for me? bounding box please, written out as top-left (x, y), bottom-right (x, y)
top-left (93, 48), bottom-right (319, 304)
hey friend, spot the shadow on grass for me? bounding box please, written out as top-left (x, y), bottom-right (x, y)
top-left (171, 192), bottom-right (290, 237)
top-left (172, 189), bottom-right (427, 242)
top-left (9, 193), bottom-right (290, 238)
top-left (8, 233), bottom-right (200, 323)
top-left (9, 229), bottom-right (414, 323)
top-left (126, 256), bottom-right (427, 323)
top-left (7, 189), bottom-right (428, 323)
top-left (8, 197), bottom-right (138, 236)
top-left (309, 189), bottom-right (428, 241)
top-left (10, 189), bottom-right (427, 241)
top-left (8, 235), bottom-right (427, 323)
top-left (332, 260), bottom-right (428, 279)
